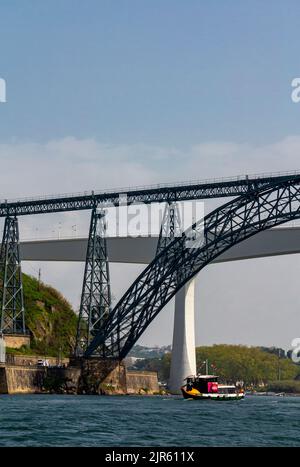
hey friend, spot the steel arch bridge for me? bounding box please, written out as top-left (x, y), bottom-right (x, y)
top-left (85, 175), bottom-right (300, 359)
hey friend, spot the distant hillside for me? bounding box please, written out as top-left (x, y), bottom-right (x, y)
top-left (195, 345), bottom-right (299, 385)
top-left (133, 344), bottom-right (300, 385)
top-left (128, 344), bottom-right (172, 359)
top-left (9, 273), bottom-right (78, 357)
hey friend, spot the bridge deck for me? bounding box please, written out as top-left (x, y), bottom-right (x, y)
top-left (19, 227), bottom-right (300, 264)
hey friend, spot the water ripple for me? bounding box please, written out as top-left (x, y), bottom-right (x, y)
top-left (0, 394), bottom-right (300, 446)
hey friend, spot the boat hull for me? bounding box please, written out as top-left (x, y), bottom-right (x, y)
top-left (181, 387), bottom-right (244, 401)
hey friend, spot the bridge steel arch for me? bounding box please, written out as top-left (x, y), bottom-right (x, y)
top-left (85, 177), bottom-right (300, 359)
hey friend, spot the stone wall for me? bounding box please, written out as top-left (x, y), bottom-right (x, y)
top-left (0, 365), bottom-right (79, 394)
top-left (58, 362), bottom-right (159, 395)
top-left (43, 367), bottom-right (81, 394)
top-left (4, 334), bottom-right (31, 349)
top-left (0, 366), bottom-right (8, 393)
top-left (78, 358), bottom-right (127, 394)
top-left (126, 370), bottom-right (159, 394)
top-left (0, 359), bottom-right (160, 395)
top-left (2, 365), bottom-right (46, 394)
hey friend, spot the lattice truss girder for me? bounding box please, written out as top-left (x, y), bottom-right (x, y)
top-left (0, 216), bottom-right (25, 334)
top-left (0, 174), bottom-right (297, 217)
top-left (85, 178), bottom-right (300, 359)
top-left (75, 207), bottom-right (111, 355)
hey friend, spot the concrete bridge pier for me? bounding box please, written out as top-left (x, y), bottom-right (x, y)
top-left (168, 278), bottom-right (196, 394)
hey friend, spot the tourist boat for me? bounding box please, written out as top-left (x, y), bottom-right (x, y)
top-left (181, 374), bottom-right (245, 401)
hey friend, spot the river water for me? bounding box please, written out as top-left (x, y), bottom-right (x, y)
top-left (0, 394), bottom-right (299, 446)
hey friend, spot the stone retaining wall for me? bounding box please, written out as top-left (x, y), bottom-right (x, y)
top-left (0, 360), bottom-right (159, 395)
top-left (1, 365), bottom-right (46, 394)
top-left (78, 358), bottom-right (127, 394)
top-left (4, 334), bottom-right (31, 349)
top-left (126, 370), bottom-right (159, 394)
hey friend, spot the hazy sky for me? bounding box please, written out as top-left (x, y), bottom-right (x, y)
top-left (1, 1), bottom-right (300, 350)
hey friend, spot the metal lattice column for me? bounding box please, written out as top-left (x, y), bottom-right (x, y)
top-left (75, 208), bottom-right (111, 355)
top-left (156, 202), bottom-right (182, 254)
top-left (0, 216), bottom-right (26, 334)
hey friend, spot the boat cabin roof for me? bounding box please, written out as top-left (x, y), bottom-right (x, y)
top-left (196, 374), bottom-right (217, 379)
top-left (185, 374), bottom-right (218, 380)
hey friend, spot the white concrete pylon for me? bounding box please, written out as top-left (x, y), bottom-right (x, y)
top-left (168, 278), bottom-right (196, 394)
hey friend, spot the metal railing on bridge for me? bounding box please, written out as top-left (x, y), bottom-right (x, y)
top-left (2, 169), bottom-right (300, 204)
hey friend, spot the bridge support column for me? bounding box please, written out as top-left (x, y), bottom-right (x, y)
top-left (0, 216), bottom-right (26, 334)
top-left (168, 278), bottom-right (196, 394)
top-left (75, 207), bottom-right (111, 356)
